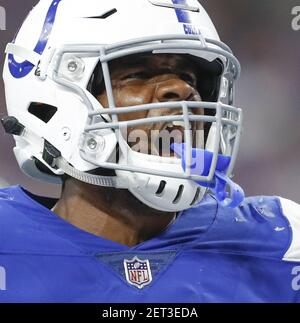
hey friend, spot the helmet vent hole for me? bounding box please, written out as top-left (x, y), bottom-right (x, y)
top-left (190, 187), bottom-right (201, 206)
top-left (155, 180), bottom-right (166, 196)
top-left (86, 8), bottom-right (117, 19)
top-left (172, 185), bottom-right (184, 204)
top-left (28, 103), bottom-right (57, 123)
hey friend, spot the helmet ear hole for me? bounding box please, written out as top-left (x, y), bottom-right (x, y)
top-left (28, 102), bottom-right (57, 123)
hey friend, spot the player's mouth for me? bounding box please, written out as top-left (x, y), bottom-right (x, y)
top-left (151, 121), bottom-right (201, 157)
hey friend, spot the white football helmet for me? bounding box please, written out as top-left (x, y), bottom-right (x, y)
top-left (2, 0), bottom-right (242, 212)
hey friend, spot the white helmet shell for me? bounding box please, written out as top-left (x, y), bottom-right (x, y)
top-left (3, 0), bottom-right (242, 212)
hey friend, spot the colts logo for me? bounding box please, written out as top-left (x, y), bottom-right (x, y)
top-left (124, 256), bottom-right (153, 289)
top-left (8, 0), bottom-right (62, 79)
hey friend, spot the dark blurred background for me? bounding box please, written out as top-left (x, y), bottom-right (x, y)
top-left (0, 0), bottom-right (299, 201)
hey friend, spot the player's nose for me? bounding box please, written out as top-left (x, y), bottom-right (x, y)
top-left (155, 77), bottom-right (196, 102)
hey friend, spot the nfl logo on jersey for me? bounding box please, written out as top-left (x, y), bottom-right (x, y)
top-left (124, 256), bottom-right (153, 289)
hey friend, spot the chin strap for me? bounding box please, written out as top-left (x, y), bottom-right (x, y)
top-left (171, 143), bottom-right (245, 208)
top-left (56, 157), bottom-right (128, 189)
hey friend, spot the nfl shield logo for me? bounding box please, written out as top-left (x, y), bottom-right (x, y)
top-left (124, 256), bottom-right (153, 289)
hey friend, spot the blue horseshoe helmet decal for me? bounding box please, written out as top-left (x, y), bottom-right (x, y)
top-left (8, 0), bottom-right (62, 79)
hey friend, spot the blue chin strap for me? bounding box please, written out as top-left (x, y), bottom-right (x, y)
top-left (171, 143), bottom-right (245, 208)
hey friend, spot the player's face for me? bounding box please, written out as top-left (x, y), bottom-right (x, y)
top-left (97, 54), bottom-right (204, 156)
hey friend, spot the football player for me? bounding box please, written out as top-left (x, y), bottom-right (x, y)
top-left (0, 0), bottom-right (299, 302)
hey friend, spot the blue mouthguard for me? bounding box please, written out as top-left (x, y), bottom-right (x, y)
top-left (171, 143), bottom-right (245, 208)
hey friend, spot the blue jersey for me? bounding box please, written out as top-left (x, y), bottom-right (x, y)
top-left (0, 185), bottom-right (299, 303)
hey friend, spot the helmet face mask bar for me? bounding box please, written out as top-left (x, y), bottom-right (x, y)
top-left (3, 0), bottom-right (243, 212)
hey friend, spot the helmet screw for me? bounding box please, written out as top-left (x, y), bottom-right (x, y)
top-left (87, 138), bottom-right (98, 150)
top-left (67, 60), bottom-right (78, 72)
top-left (62, 127), bottom-right (71, 141)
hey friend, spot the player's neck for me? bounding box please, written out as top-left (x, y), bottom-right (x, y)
top-left (51, 178), bottom-right (176, 247)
